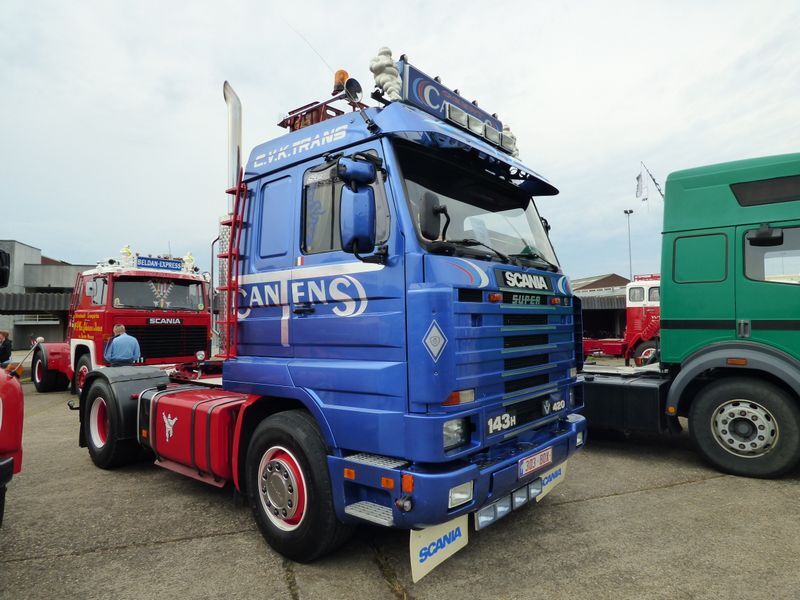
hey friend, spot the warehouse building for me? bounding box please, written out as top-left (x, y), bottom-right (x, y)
top-left (0, 240), bottom-right (92, 349)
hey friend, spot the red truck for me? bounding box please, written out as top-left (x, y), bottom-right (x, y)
top-left (582, 274), bottom-right (661, 363)
top-left (1, 248), bottom-right (24, 527)
top-left (32, 250), bottom-right (211, 395)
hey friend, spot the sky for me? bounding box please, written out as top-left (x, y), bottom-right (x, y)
top-left (1, 1), bottom-right (798, 278)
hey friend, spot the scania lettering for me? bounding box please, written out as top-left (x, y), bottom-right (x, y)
top-left (32, 248), bottom-right (211, 396)
top-left (584, 154), bottom-right (800, 479)
top-left (78, 49), bottom-right (586, 580)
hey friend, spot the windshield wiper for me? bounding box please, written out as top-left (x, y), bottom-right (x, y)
top-left (508, 251), bottom-right (559, 272)
top-left (444, 238), bottom-right (511, 263)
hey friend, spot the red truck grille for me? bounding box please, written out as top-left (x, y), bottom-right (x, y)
top-left (124, 325), bottom-right (208, 360)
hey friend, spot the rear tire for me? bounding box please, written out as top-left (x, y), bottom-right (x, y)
top-left (632, 340), bottom-right (658, 364)
top-left (83, 379), bottom-right (139, 469)
top-left (689, 377), bottom-right (800, 478)
top-left (73, 354), bottom-right (92, 396)
top-left (32, 352), bottom-right (57, 393)
top-left (245, 410), bottom-right (353, 562)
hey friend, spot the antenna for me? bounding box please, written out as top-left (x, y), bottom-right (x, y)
top-left (279, 15), bottom-right (335, 74)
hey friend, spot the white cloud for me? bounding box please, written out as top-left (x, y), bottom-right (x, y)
top-left (1, 0), bottom-right (797, 278)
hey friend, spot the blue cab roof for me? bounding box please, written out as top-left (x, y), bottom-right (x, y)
top-left (245, 101), bottom-right (558, 196)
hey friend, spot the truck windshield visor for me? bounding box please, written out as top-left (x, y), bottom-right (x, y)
top-left (393, 140), bottom-right (559, 267)
top-left (111, 277), bottom-right (205, 311)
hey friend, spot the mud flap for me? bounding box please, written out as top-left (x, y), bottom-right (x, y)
top-left (409, 514), bottom-right (469, 583)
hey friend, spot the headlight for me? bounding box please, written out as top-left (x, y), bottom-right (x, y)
top-left (448, 481), bottom-right (474, 509)
top-left (443, 418), bottom-right (469, 451)
top-left (196, 350), bottom-right (206, 361)
top-left (570, 367), bottom-right (578, 378)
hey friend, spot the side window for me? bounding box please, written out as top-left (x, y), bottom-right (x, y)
top-left (628, 287), bottom-right (644, 302)
top-left (648, 286), bottom-right (660, 302)
top-left (302, 154), bottom-right (390, 254)
top-left (673, 233), bottom-right (727, 283)
top-left (91, 277), bottom-right (107, 305)
top-left (745, 226), bottom-right (800, 284)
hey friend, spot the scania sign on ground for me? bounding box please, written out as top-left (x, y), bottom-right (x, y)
top-left (496, 268), bottom-right (552, 291)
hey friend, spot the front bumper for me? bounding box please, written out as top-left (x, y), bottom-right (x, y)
top-left (330, 412), bottom-right (586, 529)
top-left (0, 456), bottom-right (14, 487)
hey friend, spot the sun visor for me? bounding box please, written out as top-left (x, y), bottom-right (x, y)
top-left (374, 103), bottom-right (559, 196)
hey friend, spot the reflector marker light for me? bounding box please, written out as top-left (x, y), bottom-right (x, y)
top-left (381, 477), bottom-right (395, 490)
top-left (402, 473), bottom-right (414, 493)
top-left (344, 468), bottom-right (356, 480)
top-left (727, 358), bottom-right (748, 366)
top-left (443, 389), bottom-right (476, 406)
top-left (488, 292), bottom-right (502, 303)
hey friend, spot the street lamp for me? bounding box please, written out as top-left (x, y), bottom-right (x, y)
top-left (624, 209), bottom-right (634, 280)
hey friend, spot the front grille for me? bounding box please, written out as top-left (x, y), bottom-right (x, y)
top-left (458, 288), bottom-right (483, 303)
top-left (503, 314), bottom-right (548, 326)
top-left (503, 334), bottom-right (547, 349)
top-left (505, 354), bottom-right (548, 371)
top-left (505, 373), bottom-right (549, 394)
top-left (124, 325), bottom-right (208, 359)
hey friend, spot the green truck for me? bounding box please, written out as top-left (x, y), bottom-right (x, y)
top-left (584, 153), bottom-right (800, 478)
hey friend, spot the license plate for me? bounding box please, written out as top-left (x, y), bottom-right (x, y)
top-left (518, 446), bottom-right (553, 478)
top-left (535, 462), bottom-right (567, 502)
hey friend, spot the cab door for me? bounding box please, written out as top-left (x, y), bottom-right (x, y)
top-left (236, 174), bottom-right (297, 358)
top-left (736, 221), bottom-right (800, 360)
top-left (288, 142), bottom-right (407, 412)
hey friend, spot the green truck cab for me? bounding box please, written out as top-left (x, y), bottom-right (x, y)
top-left (584, 153), bottom-right (800, 478)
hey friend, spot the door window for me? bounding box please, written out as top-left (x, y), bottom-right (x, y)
top-left (91, 278), bottom-right (107, 305)
top-left (745, 225), bottom-right (800, 284)
top-left (301, 155), bottom-right (390, 255)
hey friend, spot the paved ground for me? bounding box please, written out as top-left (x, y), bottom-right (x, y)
top-left (2, 383), bottom-right (799, 600)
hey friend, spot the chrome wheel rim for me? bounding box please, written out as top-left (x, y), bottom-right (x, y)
top-left (711, 399), bottom-right (778, 458)
top-left (257, 445), bottom-right (307, 531)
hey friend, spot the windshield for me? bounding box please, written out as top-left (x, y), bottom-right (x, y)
top-left (394, 141), bottom-right (559, 267)
top-left (111, 276), bottom-right (205, 311)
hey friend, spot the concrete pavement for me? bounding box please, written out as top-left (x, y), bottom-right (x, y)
top-left (2, 383), bottom-right (799, 599)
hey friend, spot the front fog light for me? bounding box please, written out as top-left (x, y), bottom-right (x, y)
top-left (576, 431), bottom-right (585, 446)
top-left (494, 495), bottom-right (512, 520)
top-left (512, 486), bottom-right (529, 509)
top-left (448, 481), bottom-right (474, 509)
top-left (443, 418), bottom-right (469, 451)
top-left (476, 504), bottom-right (496, 530)
top-left (528, 478), bottom-right (542, 499)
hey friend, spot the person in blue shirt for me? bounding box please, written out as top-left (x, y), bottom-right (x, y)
top-left (104, 324), bottom-right (141, 366)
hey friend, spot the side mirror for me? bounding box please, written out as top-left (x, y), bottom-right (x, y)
top-left (340, 186), bottom-right (376, 254)
top-left (0, 249), bottom-right (9, 289)
top-left (420, 191), bottom-right (442, 241)
top-left (85, 281), bottom-right (96, 296)
top-left (747, 223), bottom-right (784, 247)
top-left (338, 157), bottom-right (376, 186)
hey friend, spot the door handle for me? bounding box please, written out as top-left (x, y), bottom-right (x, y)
top-left (292, 302), bottom-right (315, 315)
top-left (737, 319), bottom-right (751, 338)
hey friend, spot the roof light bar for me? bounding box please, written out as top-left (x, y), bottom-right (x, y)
top-left (444, 101), bottom-right (517, 155)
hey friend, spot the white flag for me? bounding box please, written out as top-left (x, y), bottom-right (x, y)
top-left (635, 172), bottom-right (643, 198)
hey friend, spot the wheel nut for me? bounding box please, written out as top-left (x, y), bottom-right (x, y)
top-left (283, 472), bottom-right (289, 480)
top-left (287, 485), bottom-right (293, 493)
top-left (282, 509), bottom-right (287, 517)
top-left (722, 419), bottom-right (728, 425)
top-left (758, 425), bottom-right (765, 430)
top-left (739, 443), bottom-right (745, 449)
top-left (758, 435), bottom-right (765, 441)
top-left (739, 411), bottom-right (746, 416)
top-left (287, 499), bottom-right (293, 508)
top-left (721, 430), bottom-right (728, 435)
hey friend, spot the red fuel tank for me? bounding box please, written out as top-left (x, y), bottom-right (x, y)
top-left (149, 387), bottom-right (246, 483)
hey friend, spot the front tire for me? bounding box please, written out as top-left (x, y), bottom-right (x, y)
top-left (32, 352), bottom-right (57, 393)
top-left (245, 410), bottom-right (353, 562)
top-left (83, 379), bottom-right (139, 469)
top-left (689, 377), bottom-right (800, 478)
top-left (633, 340), bottom-right (658, 364)
top-left (73, 354), bottom-right (92, 396)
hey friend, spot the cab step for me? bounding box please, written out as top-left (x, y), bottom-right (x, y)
top-left (345, 452), bottom-right (408, 469)
top-left (344, 501), bottom-right (394, 527)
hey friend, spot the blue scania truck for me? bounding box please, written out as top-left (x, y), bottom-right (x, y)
top-left (79, 49), bottom-right (586, 579)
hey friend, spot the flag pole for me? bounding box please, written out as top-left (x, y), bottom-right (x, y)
top-left (641, 161), bottom-right (665, 199)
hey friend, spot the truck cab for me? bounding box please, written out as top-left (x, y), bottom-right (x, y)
top-left (78, 50), bottom-right (586, 576)
top-left (32, 251), bottom-right (211, 395)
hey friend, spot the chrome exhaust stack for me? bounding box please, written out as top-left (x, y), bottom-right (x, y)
top-left (216, 81), bottom-right (242, 354)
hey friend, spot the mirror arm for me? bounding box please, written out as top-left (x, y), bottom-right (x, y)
top-left (354, 245), bottom-right (388, 265)
top-left (433, 206), bottom-right (451, 241)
